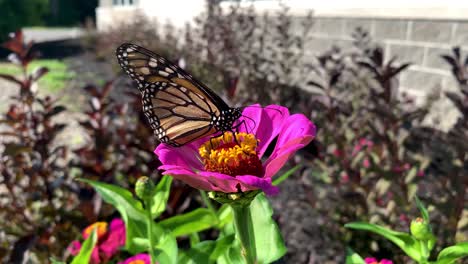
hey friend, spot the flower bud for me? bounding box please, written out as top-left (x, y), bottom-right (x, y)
top-left (135, 176), bottom-right (155, 200)
top-left (410, 217), bottom-right (432, 240)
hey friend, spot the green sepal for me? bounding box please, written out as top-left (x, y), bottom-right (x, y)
top-left (208, 190), bottom-right (260, 206)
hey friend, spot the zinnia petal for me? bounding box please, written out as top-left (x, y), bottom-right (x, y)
top-left (119, 253), bottom-right (152, 264)
top-left (239, 104), bottom-right (289, 157)
top-left (264, 114), bottom-right (316, 178)
top-left (99, 218), bottom-right (126, 261)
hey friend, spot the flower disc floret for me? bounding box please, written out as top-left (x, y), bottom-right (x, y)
top-left (83, 222), bottom-right (108, 240)
top-left (199, 133), bottom-right (263, 177)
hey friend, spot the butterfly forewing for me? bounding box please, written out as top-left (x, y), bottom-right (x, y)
top-left (116, 43), bottom-right (240, 146)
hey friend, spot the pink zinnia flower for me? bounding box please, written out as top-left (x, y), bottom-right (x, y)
top-left (365, 257), bottom-right (393, 264)
top-left (68, 218), bottom-right (126, 264)
top-left (155, 104), bottom-right (316, 195)
top-left (119, 253), bottom-right (151, 264)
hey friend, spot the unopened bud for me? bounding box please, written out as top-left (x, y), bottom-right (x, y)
top-left (410, 217), bottom-right (432, 240)
top-left (135, 176), bottom-right (155, 200)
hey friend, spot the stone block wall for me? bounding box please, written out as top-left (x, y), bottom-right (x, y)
top-left (307, 17), bottom-right (468, 96)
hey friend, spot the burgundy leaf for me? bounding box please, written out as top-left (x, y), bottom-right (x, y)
top-left (30, 67), bottom-right (49, 82)
top-left (0, 73), bottom-right (23, 86)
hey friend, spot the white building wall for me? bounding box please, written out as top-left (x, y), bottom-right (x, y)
top-left (96, 0), bottom-right (206, 30)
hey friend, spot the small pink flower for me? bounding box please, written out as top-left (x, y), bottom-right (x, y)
top-left (392, 163), bottom-right (411, 173)
top-left (362, 158), bottom-right (371, 168)
top-left (365, 257), bottom-right (393, 264)
top-left (417, 170), bottom-right (425, 177)
top-left (352, 138), bottom-right (374, 156)
top-left (67, 240), bottom-right (81, 255)
top-left (359, 138), bottom-right (374, 148)
top-left (119, 253), bottom-right (151, 264)
top-left (68, 218), bottom-right (126, 264)
top-left (155, 104), bottom-right (316, 195)
top-left (340, 173), bottom-right (350, 183)
top-left (399, 213), bottom-right (409, 224)
top-left (332, 148), bottom-right (343, 158)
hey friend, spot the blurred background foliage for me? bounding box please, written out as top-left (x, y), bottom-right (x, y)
top-left (0, 0), bottom-right (97, 42)
top-left (0, 1), bottom-right (467, 263)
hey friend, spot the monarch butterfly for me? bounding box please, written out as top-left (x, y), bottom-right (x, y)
top-left (116, 43), bottom-right (242, 147)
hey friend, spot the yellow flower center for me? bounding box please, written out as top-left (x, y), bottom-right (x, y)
top-left (129, 260), bottom-right (146, 264)
top-left (83, 222), bottom-right (108, 240)
top-left (199, 132), bottom-right (263, 177)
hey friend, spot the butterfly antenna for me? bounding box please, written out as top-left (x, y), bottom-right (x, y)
top-left (239, 115), bottom-right (256, 133)
top-left (241, 105), bottom-right (285, 117)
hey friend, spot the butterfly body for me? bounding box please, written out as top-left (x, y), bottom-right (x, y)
top-left (116, 43), bottom-right (241, 147)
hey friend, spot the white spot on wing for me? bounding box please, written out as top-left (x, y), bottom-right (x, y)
top-left (140, 67), bottom-right (151, 75)
top-left (159, 71), bottom-right (169, 77)
top-left (149, 59), bottom-right (158, 68)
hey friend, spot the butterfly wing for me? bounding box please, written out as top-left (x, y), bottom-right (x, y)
top-left (116, 43), bottom-right (227, 146)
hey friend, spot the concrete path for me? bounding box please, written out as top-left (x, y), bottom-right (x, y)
top-left (23, 27), bottom-right (84, 43)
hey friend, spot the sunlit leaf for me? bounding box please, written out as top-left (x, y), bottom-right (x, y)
top-left (151, 175), bottom-right (173, 219)
top-left (345, 247), bottom-right (366, 264)
top-left (79, 179), bottom-right (178, 264)
top-left (160, 208), bottom-right (218, 237)
top-left (250, 193), bottom-right (287, 263)
top-left (71, 229), bottom-right (97, 264)
top-left (216, 204), bottom-right (233, 229)
top-left (436, 242), bottom-right (468, 264)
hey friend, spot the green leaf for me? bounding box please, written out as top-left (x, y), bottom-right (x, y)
top-left (351, 151), bottom-right (366, 168)
top-left (272, 165), bottom-right (301, 186)
top-left (436, 242), bottom-right (468, 264)
top-left (160, 208), bottom-right (218, 237)
top-left (178, 241), bottom-right (216, 264)
top-left (415, 196), bottom-right (430, 223)
top-left (80, 179), bottom-right (178, 264)
top-left (79, 178), bottom-right (146, 252)
top-left (151, 176), bottom-right (173, 219)
top-left (210, 234), bottom-right (236, 261)
top-left (345, 222), bottom-right (421, 261)
top-left (217, 238), bottom-right (244, 264)
top-left (216, 204), bottom-right (233, 229)
top-left (407, 184), bottom-right (418, 202)
top-left (345, 247), bottom-right (366, 264)
top-left (71, 229), bottom-right (97, 264)
top-left (189, 233), bottom-right (200, 247)
top-left (250, 193), bottom-right (287, 263)
top-left (50, 257), bottom-right (66, 264)
top-left (405, 167), bottom-right (418, 184)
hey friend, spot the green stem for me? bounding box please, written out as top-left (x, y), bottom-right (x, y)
top-left (419, 240), bottom-right (429, 264)
top-left (231, 204), bottom-right (257, 264)
top-left (200, 190), bottom-right (219, 223)
top-left (145, 198), bottom-right (157, 264)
